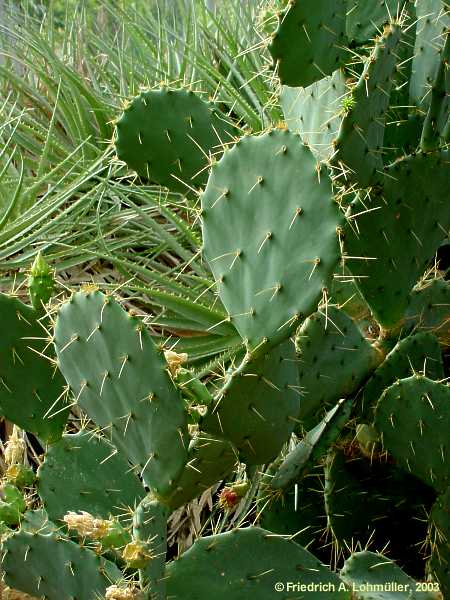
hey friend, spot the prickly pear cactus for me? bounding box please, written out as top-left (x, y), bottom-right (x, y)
top-left (2, 2), bottom-right (450, 598)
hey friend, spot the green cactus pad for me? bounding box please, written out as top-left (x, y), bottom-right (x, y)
top-left (202, 341), bottom-right (300, 465)
top-left (270, 399), bottom-right (352, 490)
top-left (331, 25), bottom-right (402, 188)
top-left (329, 269), bottom-right (372, 322)
top-left (37, 430), bottom-right (145, 523)
top-left (0, 294), bottom-right (68, 442)
top-left (296, 307), bottom-right (382, 430)
top-left (405, 279), bottom-right (450, 345)
top-left (341, 551), bottom-right (436, 599)
top-left (375, 376), bottom-right (450, 493)
top-left (133, 497), bottom-right (169, 599)
top-left (21, 509), bottom-right (58, 535)
top-left (420, 32), bottom-right (450, 151)
top-left (258, 473), bottom-right (325, 548)
top-left (202, 129), bottom-right (343, 350)
top-left (161, 432), bottom-right (237, 510)
top-left (5, 463), bottom-right (35, 488)
top-left (410, 0), bottom-right (449, 110)
top-left (28, 252), bottom-right (55, 312)
top-left (2, 530), bottom-right (122, 600)
top-left (384, 114), bottom-right (423, 162)
top-left (280, 69), bottom-right (347, 161)
top-left (166, 526), bottom-right (350, 599)
top-left (427, 487), bottom-right (450, 598)
top-left (0, 483), bottom-right (26, 526)
top-left (345, 152), bottom-right (450, 327)
top-left (115, 88), bottom-right (236, 194)
top-left (324, 448), bottom-right (435, 568)
top-left (356, 332), bottom-right (444, 420)
top-left (346, 1), bottom-right (406, 43)
top-left (54, 291), bottom-right (189, 496)
top-left (269, 0), bottom-right (347, 88)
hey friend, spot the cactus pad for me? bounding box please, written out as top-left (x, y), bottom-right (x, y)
top-left (202, 341), bottom-right (300, 465)
top-left (132, 497), bottom-right (168, 600)
top-left (410, 0), bottom-right (449, 110)
top-left (202, 129), bottom-right (343, 350)
top-left (296, 307), bottom-right (381, 430)
top-left (0, 294), bottom-right (68, 442)
top-left (325, 448), bottom-right (435, 567)
top-left (375, 376), bottom-right (450, 492)
top-left (115, 88), bottom-right (236, 194)
top-left (258, 473), bottom-right (325, 547)
top-left (405, 279), bottom-right (450, 345)
top-left (427, 487), bottom-right (450, 597)
top-left (37, 431), bottom-right (145, 523)
top-left (54, 291), bottom-right (189, 496)
top-left (269, 0), bottom-right (347, 88)
top-left (346, 1), bottom-right (406, 43)
top-left (2, 530), bottom-right (122, 600)
top-left (331, 25), bottom-right (402, 188)
top-left (356, 332), bottom-right (444, 420)
top-left (166, 526), bottom-right (350, 599)
top-left (345, 152), bottom-right (450, 327)
top-left (161, 432), bottom-right (237, 510)
top-left (280, 69), bottom-right (347, 161)
top-left (341, 550), bottom-right (436, 599)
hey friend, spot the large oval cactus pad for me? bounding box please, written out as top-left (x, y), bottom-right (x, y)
top-left (202, 129), bottom-right (343, 350)
top-left (54, 291), bottom-right (189, 496)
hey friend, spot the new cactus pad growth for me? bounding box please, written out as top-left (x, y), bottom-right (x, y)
top-left (27, 252), bottom-right (54, 312)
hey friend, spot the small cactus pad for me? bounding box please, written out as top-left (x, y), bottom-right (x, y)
top-left (202, 341), bottom-right (300, 465)
top-left (345, 152), bottom-right (450, 327)
top-left (161, 432), bottom-right (237, 510)
top-left (37, 431), bottom-right (145, 523)
top-left (410, 0), bottom-right (449, 110)
top-left (269, 0), bottom-right (347, 88)
top-left (28, 252), bottom-right (54, 312)
top-left (346, 1), bottom-right (406, 43)
top-left (427, 487), bottom-right (450, 597)
top-left (115, 88), bottom-right (236, 194)
top-left (280, 69), bottom-right (347, 161)
top-left (132, 497), bottom-right (169, 599)
top-left (2, 530), bottom-right (122, 600)
top-left (296, 307), bottom-right (382, 430)
top-left (54, 291), bottom-right (188, 496)
top-left (202, 129), bottom-right (343, 350)
top-left (405, 278), bottom-right (450, 345)
top-left (356, 332), bottom-right (444, 420)
top-left (21, 509), bottom-right (58, 535)
top-left (166, 526), bottom-right (350, 599)
top-left (340, 551), bottom-right (436, 599)
top-left (375, 376), bottom-right (450, 493)
top-left (0, 294), bottom-right (68, 442)
top-left (270, 399), bottom-right (352, 490)
top-left (331, 25), bottom-right (402, 188)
